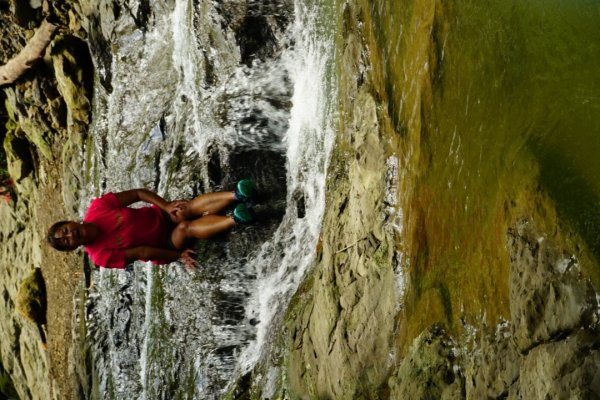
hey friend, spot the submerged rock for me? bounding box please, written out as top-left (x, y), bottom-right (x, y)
top-left (465, 322), bottom-right (521, 399)
top-left (465, 216), bottom-right (600, 399)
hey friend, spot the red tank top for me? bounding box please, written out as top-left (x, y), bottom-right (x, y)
top-left (83, 192), bottom-right (171, 268)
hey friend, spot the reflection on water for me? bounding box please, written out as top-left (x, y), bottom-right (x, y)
top-left (533, 144), bottom-right (600, 278)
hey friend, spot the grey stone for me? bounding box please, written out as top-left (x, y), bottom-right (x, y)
top-left (519, 329), bottom-right (600, 399)
top-left (465, 323), bottom-right (521, 398)
top-left (389, 325), bottom-right (465, 400)
top-left (508, 221), bottom-right (597, 352)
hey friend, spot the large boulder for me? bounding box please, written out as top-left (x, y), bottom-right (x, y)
top-left (465, 217), bottom-right (600, 399)
top-left (465, 322), bottom-right (521, 399)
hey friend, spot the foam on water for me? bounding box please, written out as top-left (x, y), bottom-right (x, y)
top-left (139, 264), bottom-right (155, 400)
top-left (234, 0), bottom-right (336, 371)
top-left (170, 0), bottom-right (217, 158)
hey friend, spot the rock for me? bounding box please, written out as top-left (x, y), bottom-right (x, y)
top-left (51, 37), bottom-right (93, 128)
top-left (465, 322), bottom-right (521, 398)
top-left (230, 0), bottom-right (293, 67)
top-left (0, 4), bottom-right (92, 399)
top-left (0, 361), bottom-right (20, 400)
top-left (508, 220), bottom-right (597, 352)
top-left (285, 80), bottom-right (397, 398)
top-left (214, 0), bottom-right (248, 33)
top-left (388, 324), bottom-right (465, 400)
top-left (235, 15), bottom-right (277, 67)
top-left (465, 217), bottom-right (600, 399)
top-left (518, 329), bottom-right (600, 398)
top-left (16, 267), bottom-right (47, 326)
top-left (3, 128), bottom-right (35, 183)
top-left (4, 85), bottom-right (53, 160)
top-left (0, 195), bottom-right (56, 400)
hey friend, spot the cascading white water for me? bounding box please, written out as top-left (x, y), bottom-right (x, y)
top-left (80, 0), bottom-right (336, 398)
top-left (236, 0), bottom-right (336, 372)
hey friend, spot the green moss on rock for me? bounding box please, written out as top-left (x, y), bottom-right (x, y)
top-left (0, 359), bottom-right (20, 400)
top-left (16, 268), bottom-right (47, 326)
top-left (51, 36), bottom-right (92, 128)
top-left (3, 129), bottom-right (34, 183)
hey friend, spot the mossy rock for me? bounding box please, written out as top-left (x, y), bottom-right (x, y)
top-left (3, 88), bottom-right (52, 160)
top-left (16, 268), bottom-right (47, 326)
top-left (51, 36), bottom-right (93, 128)
top-left (3, 129), bottom-right (34, 183)
top-left (0, 360), bottom-right (19, 400)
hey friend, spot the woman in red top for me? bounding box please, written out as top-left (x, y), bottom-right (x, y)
top-left (46, 180), bottom-right (256, 269)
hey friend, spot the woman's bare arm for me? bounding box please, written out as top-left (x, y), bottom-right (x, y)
top-left (124, 246), bottom-right (197, 269)
top-left (113, 189), bottom-right (188, 222)
top-left (113, 189), bottom-right (169, 208)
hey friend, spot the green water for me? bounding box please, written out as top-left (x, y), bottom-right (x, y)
top-left (363, 0), bottom-right (600, 340)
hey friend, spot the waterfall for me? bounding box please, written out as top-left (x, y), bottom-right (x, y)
top-left (237, 0), bottom-right (336, 371)
top-left (79, 0), bottom-right (336, 398)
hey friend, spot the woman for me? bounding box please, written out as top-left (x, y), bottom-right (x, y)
top-left (46, 180), bottom-right (256, 269)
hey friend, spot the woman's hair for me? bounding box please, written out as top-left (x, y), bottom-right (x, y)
top-left (46, 220), bottom-right (75, 251)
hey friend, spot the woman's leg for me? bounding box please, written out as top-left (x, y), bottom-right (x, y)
top-left (170, 215), bottom-right (236, 249)
top-left (183, 191), bottom-right (236, 219)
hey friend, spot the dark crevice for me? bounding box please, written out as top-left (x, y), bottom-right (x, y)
top-left (153, 150), bottom-right (161, 192)
top-left (88, 14), bottom-right (113, 92)
top-left (134, 0), bottom-right (152, 30)
top-left (236, 15), bottom-right (277, 67)
top-left (207, 145), bottom-right (222, 187)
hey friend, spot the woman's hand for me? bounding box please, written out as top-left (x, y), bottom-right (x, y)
top-left (179, 249), bottom-right (198, 271)
top-left (166, 200), bottom-right (189, 223)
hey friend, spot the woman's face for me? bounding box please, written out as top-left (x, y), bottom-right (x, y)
top-left (52, 222), bottom-right (90, 250)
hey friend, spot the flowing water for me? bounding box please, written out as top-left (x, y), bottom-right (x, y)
top-left (77, 0), bottom-right (336, 398)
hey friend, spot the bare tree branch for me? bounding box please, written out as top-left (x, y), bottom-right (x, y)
top-left (0, 19), bottom-right (58, 86)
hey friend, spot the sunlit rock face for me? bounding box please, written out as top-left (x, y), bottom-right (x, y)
top-left (0, 2), bottom-right (94, 399)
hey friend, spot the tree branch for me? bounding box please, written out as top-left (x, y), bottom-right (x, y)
top-left (0, 19), bottom-right (58, 86)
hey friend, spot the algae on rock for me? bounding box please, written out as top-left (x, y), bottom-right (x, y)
top-left (16, 268), bottom-right (47, 326)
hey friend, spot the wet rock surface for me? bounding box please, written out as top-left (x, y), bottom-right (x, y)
top-left (465, 214), bottom-right (600, 399)
top-left (63, 0), bottom-right (295, 398)
top-left (508, 220), bottom-right (597, 353)
top-left (274, 4), bottom-right (399, 397)
top-left (518, 329), bottom-right (600, 398)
